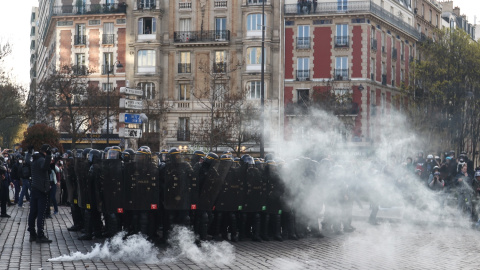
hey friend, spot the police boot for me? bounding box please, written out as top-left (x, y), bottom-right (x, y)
top-left (103, 213), bottom-right (118, 238)
top-left (200, 212), bottom-right (209, 241)
top-left (139, 212), bottom-right (149, 236)
top-left (78, 210), bottom-right (93, 240)
top-left (213, 212), bottom-right (223, 241)
top-left (252, 213), bottom-right (262, 242)
top-left (273, 214), bottom-right (283, 241)
top-left (261, 213), bottom-right (270, 241)
top-left (92, 210), bottom-right (104, 239)
top-left (238, 213), bottom-right (247, 241)
top-left (230, 212), bottom-right (239, 242)
top-left (287, 212), bottom-right (298, 240)
top-left (68, 204), bottom-right (84, 231)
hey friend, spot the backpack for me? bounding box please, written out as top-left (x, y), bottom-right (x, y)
top-left (20, 164), bottom-right (31, 179)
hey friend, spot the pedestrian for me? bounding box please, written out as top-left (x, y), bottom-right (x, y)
top-left (17, 155), bottom-right (31, 208)
top-left (313, 0), bottom-right (318, 13)
top-left (26, 144), bottom-right (53, 243)
top-left (0, 155), bottom-right (13, 217)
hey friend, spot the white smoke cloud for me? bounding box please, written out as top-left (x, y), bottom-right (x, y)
top-left (48, 227), bottom-right (236, 265)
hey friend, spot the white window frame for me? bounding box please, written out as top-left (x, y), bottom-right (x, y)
top-left (248, 81), bottom-right (262, 99)
top-left (246, 47), bottom-right (265, 71)
top-left (138, 17), bottom-right (156, 40)
top-left (179, 84), bottom-right (190, 101)
top-left (137, 50), bottom-right (156, 73)
top-left (246, 13), bottom-right (263, 37)
top-left (138, 82), bottom-right (155, 100)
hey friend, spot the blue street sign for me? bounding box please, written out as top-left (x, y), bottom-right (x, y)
top-left (124, 113), bottom-right (142, 124)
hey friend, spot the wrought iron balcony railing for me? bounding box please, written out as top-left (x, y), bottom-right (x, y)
top-left (177, 130), bottom-right (191, 141)
top-left (246, 0), bottom-right (270, 5)
top-left (178, 63), bottom-right (191, 73)
top-left (102, 34), bottom-right (115, 44)
top-left (101, 65), bottom-right (115, 75)
top-left (334, 69), bottom-right (349, 80)
top-left (371, 38), bottom-right (377, 50)
top-left (284, 1), bottom-right (420, 39)
top-left (52, 4), bottom-right (126, 16)
top-left (296, 70), bottom-right (310, 81)
top-left (74, 35), bottom-right (86, 45)
top-left (214, 62), bottom-right (227, 73)
top-left (297, 37), bottom-right (311, 49)
top-left (334, 36), bottom-right (349, 47)
top-left (173, 30), bottom-right (231, 43)
top-left (73, 65), bottom-right (87, 75)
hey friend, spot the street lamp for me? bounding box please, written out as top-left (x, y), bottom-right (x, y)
top-left (106, 60), bottom-right (123, 146)
top-left (260, 0), bottom-right (265, 158)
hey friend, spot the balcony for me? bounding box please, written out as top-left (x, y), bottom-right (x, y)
top-left (52, 4), bottom-right (126, 16)
top-left (214, 0), bottom-right (227, 8)
top-left (371, 38), bottom-right (377, 50)
top-left (178, 63), bottom-right (191, 73)
top-left (177, 130), bottom-right (191, 141)
top-left (101, 65), bottom-right (114, 75)
top-left (334, 69), bottom-right (349, 80)
top-left (102, 34), bottom-right (115, 45)
top-left (73, 65), bottom-right (87, 76)
top-left (74, 35), bottom-right (86, 45)
top-left (296, 37), bottom-right (311, 49)
top-left (334, 36), bottom-right (349, 48)
top-left (392, 48), bottom-right (398, 60)
top-left (296, 70), bottom-right (310, 81)
top-left (284, 2), bottom-right (420, 39)
top-left (382, 74), bottom-right (387, 85)
top-left (213, 62), bottom-right (227, 73)
top-left (246, 0), bottom-right (270, 6)
top-left (179, 2), bottom-right (192, 10)
top-left (173, 30), bottom-right (231, 45)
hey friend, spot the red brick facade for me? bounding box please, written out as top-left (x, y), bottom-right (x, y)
top-left (312, 27), bottom-right (332, 78)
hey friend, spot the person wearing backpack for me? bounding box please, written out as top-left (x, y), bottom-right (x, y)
top-left (17, 155), bottom-right (31, 208)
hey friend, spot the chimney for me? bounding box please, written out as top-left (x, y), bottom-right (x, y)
top-left (453, 6), bottom-right (460, 17)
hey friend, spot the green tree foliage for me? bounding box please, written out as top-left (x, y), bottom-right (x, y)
top-left (21, 123), bottom-right (63, 152)
top-left (407, 29), bottom-right (480, 161)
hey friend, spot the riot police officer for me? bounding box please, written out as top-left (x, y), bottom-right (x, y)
top-left (66, 150), bottom-right (83, 232)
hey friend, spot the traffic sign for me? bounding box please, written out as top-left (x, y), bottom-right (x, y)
top-left (119, 98), bottom-right (143, 110)
top-left (119, 87), bottom-right (143, 96)
top-left (119, 113), bottom-right (143, 124)
top-left (119, 127), bottom-right (143, 138)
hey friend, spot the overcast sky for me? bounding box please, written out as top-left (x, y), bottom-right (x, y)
top-left (0, 0), bottom-right (478, 88)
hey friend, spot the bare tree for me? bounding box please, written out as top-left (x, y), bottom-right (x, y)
top-left (35, 65), bottom-right (120, 150)
top-left (137, 97), bottom-right (172, 152)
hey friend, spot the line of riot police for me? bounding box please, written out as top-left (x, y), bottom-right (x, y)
top-left (64, 145), bottom-right (347, 243)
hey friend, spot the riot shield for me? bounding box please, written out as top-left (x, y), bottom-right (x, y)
top-left (124, 159), bottom-right (160, 211)
top-left (65, 159), bottom-right (76, 204)
top-left (163, 162), bottom-right (193, 211)
top-left (214, 167), bottom-right (245, 212)
top-left (85, 163), bottom-right (102, 212)
top-left (243, 167), bottom-right (267, 212)
top-left (101, 159), bottom-right (125, 213)
top-left (197, 160), bottom-right (232, 211)
top-left (75, 158), bottom-right (89, 208)
top-left (265, 163), bottom-right (285, 214)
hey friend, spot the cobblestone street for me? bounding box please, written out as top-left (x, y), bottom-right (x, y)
top-left (0, 204), bottom-right (479, 270)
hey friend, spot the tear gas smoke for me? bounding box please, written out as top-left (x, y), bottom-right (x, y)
top-left (48, 227), bottom-right (235, 265)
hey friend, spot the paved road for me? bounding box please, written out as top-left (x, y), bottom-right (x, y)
top-left (1, 204), bottom-right (479, 270)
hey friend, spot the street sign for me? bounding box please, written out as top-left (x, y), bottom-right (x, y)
top-left (119, 127), bottom-right (143, 138)
top-left (119, 98), bottom-right (143, 110)
top-left (119, 113), bottom-right (143, 124)
top-left (119, 87), bottom-right (143, 96)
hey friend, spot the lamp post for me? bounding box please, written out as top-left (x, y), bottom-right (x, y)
top-left (106, 60), bottom-right (123, 146)
top-left (260, 0), bottom-right (265, 158)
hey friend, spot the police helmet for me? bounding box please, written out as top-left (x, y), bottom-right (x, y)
top-left (168, 148), bottom-right (182, 162)
top-left (65, 150), bottom-right (73, 158)
top-left (220, 154), bottom-right (233, 161)
top-left (427, 154), bottom-right (433, 160)
top-left (204, 152), bottom-right (219, 164)
top-left (82, 148), bottom-right (92, 159)
top-left (88, 149), bottom-right (102, 164)
top-left (433, 166), bottom-right (440, 171)
top-left (194, 150), bottom-right (206, 157)
top-left (138, 146), bottom-right (151, 153)
top-left (107, 148), bottom-right (121, 159)
top-left (234, 157), bottom-right (241, 163)
top-left (475, 171), bottom-right (480, 177)
top-left (241, 155), bottom-right (254, 165)
top-left (121, 151), bottom-right (132, 162)
top-left (265, 153), bottom-right (274, 162)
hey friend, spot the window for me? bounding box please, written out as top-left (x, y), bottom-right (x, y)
top-left (143, 119), bottom-right (159, 133)
top-left (75, 24), bottom-right (86, 45)
top-left (248, 81), bottom-right (262, 99)
top-left (178, 52), bottom-right (191, 73)
top-left (103, 22), bottom-right (114, 44)
top-left (247, 14), bottom-right (263, 31)
top-left (179, 18), bottom-right (191, 31)
top-left (179, 84), bottom-right (190, 101)
top-left (74, 53), bottom-right (86, 75)
top-left (30, 27), bottom-right (35, 36)
top-left (382, 31), bottom-right (386, 52)
top-left (138, 17), bottom-right (156, 35)
top-left (137, 50), bottom-right (156, 73)
top-left (214, 51), bottom-right (226, 73)
top-left (392, 65), bottom-right (396, 86)
top-left (178, 117), bottom-right (190, 141)
top-left (103, 52), bottom-right (113, 74)
top-left (102, 83), bottom-right (113, 91)
top-left (297, 58), bottom-right (309, 80)
top-left (429, 10), bottom-right (432, 22)
top-left (138, 82), bottom-right (155, 100)
top-left (370, 58), bottom-right (375, 80)
top-left (246, 47), bottom-right (265, 70)
top-left (297, 25), bottom-right (310, 49)
top-left (214, 83), bottom-right (226, 101)
top-left (337, 0), bottom-right (348, 11)
top-left (436, 14), bottom-right (439, 27)
top-left (215, 17), bottom-right (227, 40)
top-left (335, 24), bottom-right (348, 47)
top-left (297, 89), bottom-right (309, 110)
top-left (335, 56), bottom-right (348, 80)
top-left (139, 0), bottom-right (155, 9)
top-left (400, 69), bottom-right (404, 82)
top-left (381, 93), bottom-right (386, 115)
